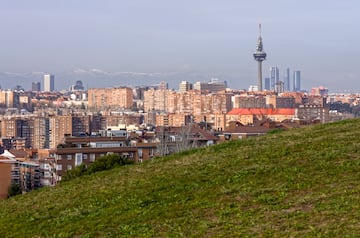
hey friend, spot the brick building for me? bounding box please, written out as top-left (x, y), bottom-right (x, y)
top-left (48, 135), bottom-right (157, 181)
top-left (0, 157), bottom-right (13, 199)
top-left (88, 87), bottom-right (133, 110)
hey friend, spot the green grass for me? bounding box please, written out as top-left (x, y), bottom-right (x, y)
top-left (1, 119), bottom-right (360, 237)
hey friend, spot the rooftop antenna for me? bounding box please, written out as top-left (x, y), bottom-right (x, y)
top-left (259, 22), bottom-right (262, 36)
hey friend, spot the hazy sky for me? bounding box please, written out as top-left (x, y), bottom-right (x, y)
top-left (0, 0), bottom-right (359, 91)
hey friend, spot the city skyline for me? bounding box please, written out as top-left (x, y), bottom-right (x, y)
top-left (0, 1), bottom-right (359, 92)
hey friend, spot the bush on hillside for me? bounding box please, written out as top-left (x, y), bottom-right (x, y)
top-left (85, 154), bottom-right (133, 174)
top-left (8, 183), bottom-right (21, 198)
top-left (62, 164), bottom-right (87, 181)
top-left (267, 128), bottom-right (285, 134)
top-left (62, 154), bottom-right (133, 182)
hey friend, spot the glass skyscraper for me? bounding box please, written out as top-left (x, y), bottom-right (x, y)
top-left (270, 66), bottom-right (279, 91)
top-left (284, 68), bottom-right (290, 91)
top-left (264, 77), bottom-right (271, 90)
top-left (293, 70), bottom-right (301, 92)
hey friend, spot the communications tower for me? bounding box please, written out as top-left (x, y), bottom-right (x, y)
top-left (253, 24), bottom-right (267, 91)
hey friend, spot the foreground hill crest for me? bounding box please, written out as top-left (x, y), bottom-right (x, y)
top-left (1, 119), bottom-right (360, 237)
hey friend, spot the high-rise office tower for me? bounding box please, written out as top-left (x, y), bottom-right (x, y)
top-left (270, 66), bottom-right (279, 91)
top-left (253, 24), bottom-right (267, 91)
top-left (264, 77), bottom-right (271, 90)
top-left (43, 74), bottom-right (55, 92)
top-left (32, 82), bottom-right (41, 92)
top-left (293, 70), bottom-right (301, 92)
top-left (284, 68), bottom-right (290, 91)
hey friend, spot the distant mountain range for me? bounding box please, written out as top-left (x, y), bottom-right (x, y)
top-left (0, 69), bottom-right (241, 91)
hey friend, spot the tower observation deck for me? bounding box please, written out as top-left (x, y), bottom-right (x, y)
top-left (253, 24), bottom-right (267, 91)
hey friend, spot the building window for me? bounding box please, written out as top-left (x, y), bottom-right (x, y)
top-left (83, 154), bottom-right (88, 160)
top-left (56, 164), bottom-right (62, 171)
top-left (75, 153), bottom-right (83, 166)
top-left (138, 148), bottom-right (143, 158)
top-left (67, 165), bottom-right (72, 170)
top-left (89, 154), bottom-right (95, 162)
top-left (67, 155), bottom-right (72, 160)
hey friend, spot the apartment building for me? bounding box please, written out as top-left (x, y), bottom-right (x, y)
top-left (1, 138), bottom-right (27, 150)
top-left (1, 117), bottom-right (33, 148)
top-left (50, 135), bottom-right (157, 181)
top-left (193, 79), bottom-right (227, 93)
top-left (155, 113), bottom-right (169, 126)
top-left (71, 115), bottom-right (91, 136)
top-left (0, 90), bottom-right (19, 108)
top-left (1, 113), bottom-right (144, 149)
top-left (90, 114), bottom-right (105, 133)
top-left (226, 108), bottom-right (296, 126)
top-left (143, 89), bottom-right (170, 112)
top-left (150, 112), bottom-right (226, 129)
top-left (266, 95), bottom-right (296, 108)
top-left (177, 92), bottom-right (193, 114)
top-left (232, 94), bottom-right (295, 109)
top-left (19, 161), bottom-right (41, 192)
top-left (193, 113), bottom-right (227, 131)
top-left (1, 117), bottom-right (17, 138)
top-left (33, 117), bottom-right (50, 149)
top-left (38, 157), bottom-right (57, 186)
top-left (103, 114), bottom-right (143, 128)
top-left (280, 92), bottom-right (306, 106)
top-left (233, 95), bottom-right (266, 109)
top-left (0, 150), bottom-right (32, 197)
top-left (179, 81), bottom-right (192, 93)
top-left (207, 93), bottom-right (233, 114)
top-left (144, 89), bottom-right (232, 115)
top-left (19, 94), bottom-right (32, 111)
top-left (88, 87), bottom-right (133, 110)
top-left (49, 115), bottom-right (72, 149)
top-left (296, 105), bottom-right (329, 123)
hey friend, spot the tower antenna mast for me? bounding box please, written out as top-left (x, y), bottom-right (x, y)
top-left (253, 23), bottom-right (267, 92)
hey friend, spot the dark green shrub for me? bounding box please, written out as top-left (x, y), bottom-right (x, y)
top-left (267, 128), bottom-right (285, 134)
top-left (62, 154), bottom-right (133, 182)
top-left (8, 183), bottom-right (21, 198)
top-left (62, 163), bottom-right (87, 181)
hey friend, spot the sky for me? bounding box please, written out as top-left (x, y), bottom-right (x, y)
top-left (0, 0), bottom-right (359, 92)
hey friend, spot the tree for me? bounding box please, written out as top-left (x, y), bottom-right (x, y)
top-left (175, 125), bottom-right (192, 153)
top-left (157, 126), bottom-right (169, 156)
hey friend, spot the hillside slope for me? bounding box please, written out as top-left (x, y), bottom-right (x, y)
top-left (1, 119), bottom-right (360, 237)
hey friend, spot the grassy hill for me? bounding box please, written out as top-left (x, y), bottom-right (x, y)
top-left (1, 119), bottom-right (360, 237)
